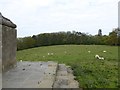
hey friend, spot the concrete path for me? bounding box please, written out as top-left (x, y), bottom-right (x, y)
top-left (53, 64), bottom-right (79, 88)
top-left (3, 61), bottom-right (80, 88)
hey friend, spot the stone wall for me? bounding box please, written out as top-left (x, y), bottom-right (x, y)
top-left (0, 25), bottom-right (2, 73)
top-left (0, 14), bottom-right (2, 73)
top-left (0, 13), bottom-right (17, 72)
top-left (2, 25), bottom-right (17, 72)
top-left (0, 24), bottom-right (2, 90)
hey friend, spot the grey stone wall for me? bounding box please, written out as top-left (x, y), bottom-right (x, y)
top-left (0, 25), bottom-right (2, 73)
top-left (0, 13), bottom-right (17, 72)
top-left (2, 25), bottom-right (17, 72)
top-left (0, 24), bottom-right (2, 90)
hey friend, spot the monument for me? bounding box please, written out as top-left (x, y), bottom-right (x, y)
top-left (0, 13), bottom-right (17, 72)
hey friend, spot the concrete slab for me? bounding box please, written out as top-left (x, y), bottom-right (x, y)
top-left (3, 61), bottom-right (58, 88)
top-left (2, 61), bottom-right (80, 89)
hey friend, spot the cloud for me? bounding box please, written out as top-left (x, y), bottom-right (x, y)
top-left (22, 0), bottom-right (55, 8)
top-left (0, 0), bottom-right (119, 37)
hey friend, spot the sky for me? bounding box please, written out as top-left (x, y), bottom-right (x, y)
top-left (0, 0), bottom-right (119, 37)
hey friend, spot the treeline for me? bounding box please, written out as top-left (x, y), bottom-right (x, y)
top-left (17, 28), bottom-right (120, 50)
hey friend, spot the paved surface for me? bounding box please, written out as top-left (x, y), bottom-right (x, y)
top-left (53, 64), bottom-right (79, 88)
top-left (3, 61), bottom-right (80, 88)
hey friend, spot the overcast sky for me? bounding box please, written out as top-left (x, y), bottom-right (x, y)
top-left (0, 0), bottom-right (119, 37)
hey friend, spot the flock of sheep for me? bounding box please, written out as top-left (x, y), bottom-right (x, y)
top-left (88, 50), bottom-right (106, 60)
top-left (19, 50), bottom-right (107, 62)
top-left (95, 50), bottom-right (106, 60)
top-left (46, 50), bottom-right (107, 60)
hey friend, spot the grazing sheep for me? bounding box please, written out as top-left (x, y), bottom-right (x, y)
top-left (48, 53), bottom-right (50, 55)
top-left (95, 55), bottom-right (104, 60)
top-left (103, 50), bottom-right (107, 53)
top-left (95, 55), bottom-right (100, 59)
top-left (48, 53), bottom-right (54, 55)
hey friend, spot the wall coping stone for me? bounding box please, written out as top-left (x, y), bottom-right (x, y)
top-left (0, 12), bottom-right (17, 28)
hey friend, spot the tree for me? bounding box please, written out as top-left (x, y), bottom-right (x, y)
top-left (17, 37), bottom-right (36, 50)
top-left (17, 38), bottom-right (24, 50)
top-left (108, 31), bottom-right (118, 45)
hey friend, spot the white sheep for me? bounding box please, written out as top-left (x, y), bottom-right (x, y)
top-left (95, 55), bottom-right (104, 60)
top-left (103, 50), bottom-right (107, 53)
top-left (95, 55), bottom-right (100, 59)
top-left (48, 53), bottom-right (54, 55)
top-left (48, 53), bottom-right (50, 55)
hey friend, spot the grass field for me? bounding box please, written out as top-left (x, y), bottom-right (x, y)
top-left (17, 45), bottom-right (118, 88)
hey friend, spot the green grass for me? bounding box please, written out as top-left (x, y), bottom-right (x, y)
top-left (17, 45), bottom-right (119, 88)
